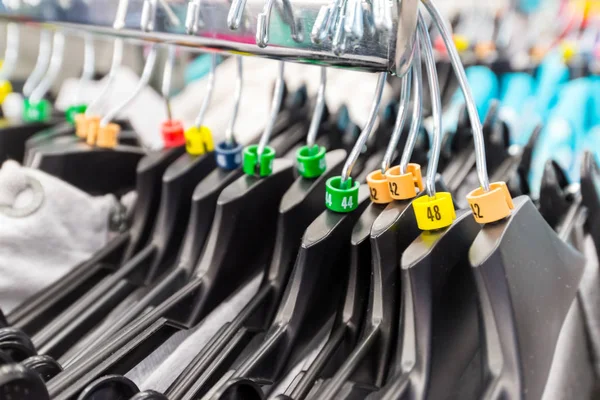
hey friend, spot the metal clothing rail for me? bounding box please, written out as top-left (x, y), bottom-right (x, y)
top-left (0, 0), bottom-right (417, 75)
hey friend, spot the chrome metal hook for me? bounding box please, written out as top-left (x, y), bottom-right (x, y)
top-left (332, 0), bottom-right (349, 55)
top-left (87, 0), bottom-right (129, 116)
top-left (421, 0), bottom-right (491, 192)
top-left (226, 55), bottom-right (243, 146)
top-left (344, 0), bottom-right (364, 40)
top-left (311, 4), bottom-right (333, 44)
top-left (372, 0), bottom-right (392, 31)
top-left (86, 38), bottom-right (123, 116)
top-left (256, 0), bottom-right (303, 48)
top-left (141, 0), bottom-right (158, 32)
top-left (100, 44), bottom-right (158, 127)
top-left (306, 66), bottom-right (327, 149)
top-left (417, 14), bottom-right (441, 198)
top-left (256, 60), bottom-right (285, 160)
top-left (161, 44), bottom-right (176, 121)
top-left (185, 0), bottom-right (203, 34)
top-left (0, 23), bottom-right (19, 82)
top-left (22, 30), bottom-right (51, 98)
top-left (340, 71), bottom-right (387, 186)
top-left (29, 32), bottom-right (65, 105)
top-left (74, 34), bottom-right (95, 106)
top-left (227, 0), bottom-right (248, 30)
top-left (193, 53), bottom-right (217, 129)
top-left (380, 68), bottom-right (410, 174)
top-left (398, 39), bottom-right (422, 175)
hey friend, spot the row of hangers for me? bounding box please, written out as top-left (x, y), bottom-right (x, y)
top-left (0, 0), bottom-right (597, 399)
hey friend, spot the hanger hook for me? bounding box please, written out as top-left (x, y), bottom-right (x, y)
top-left (141, 0), bottom-right (158, 32)
top-left (372, 0), bottom-right (392, 31)
top-left (398, 38), bottom-right (422, 175)
top-left (73, 34), bottom-right (95, 106)
top-left (100, 44), bottom-right (158, 127)
top-left (421, 0), bottom-right (490, 192)
top-left (193, 53), bottom-right (217, 129)
top-left (332, 0), bottom-right (349, 55)
top-left (380, 67), bottom-right (411, 174)
top-left (256, 60), bottom-right (285, 161)
top-left (311, 4), bottom-right (333, 44)
top-left (306, 67), bottom-right (327, 149)
top-left (340, 71), bottom-right (387, 186)
top-left (29, 31), bottom-right (64, 105)
top-left (22, 29), bottom-right (51, 98)
top-left (87, 0), bottom-right (129, 116)
top-left (345, 0), bottom-right (364, 40)
top-left (161, 44), bottom-right (176, 121)
top-left (0, 23), bottom-right (19, 82)
top-left (86, 39), bottom-right (123, 116)
top-left (226, 55), bottom-right (243, 146)
top-left (227, 0), bottom-right (248, 30)
top-left (417, 14), bottom-right (442, 198)
top-left (256, 0), bottom-right (303, 48)
top-left (185, 0), bottom-right (203, 34)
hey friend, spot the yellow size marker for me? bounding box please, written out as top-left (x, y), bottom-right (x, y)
top-left (185, 125), bottom-right (214, 155)
top-left (466, 181), bottom-right (514, 224)
top-left (0, 80), bottom-right (12, 104)
top-left (412, 192), bottom-right (456, 231)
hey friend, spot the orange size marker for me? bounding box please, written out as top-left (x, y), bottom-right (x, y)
top-left (366, 170), bottom-right (393, 204)
top-left (96, 123), bottom-right (120, 149)
top-left (75, 114), bottom-right (90, 139)
top-left (86, 116), bottom-right (101, 146)
top-left (385, 163), bottom-right (424, 200)
top-left (466, 181), bottom-right (514, 224)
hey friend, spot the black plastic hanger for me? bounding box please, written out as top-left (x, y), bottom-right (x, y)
top-left (0, 364), bottom-right (50, 400)
top-left (60, 130), bottom-right (321, 366)
top-left (537, 159), bottom-right (572, 230)
top-left (28, 142), bottom-right (146, 196)
top-left (31, 151), bottom-right (217, 359)
top-left (279, 202), bottom-right (385, 400)
top-left (310, 179), bottom-right (447, 400)
top-left (469, 196), bottom-right (585, 400)
top-left (366, 209), bottom-right (481, 400)
top-left (23, 119), bottom-right (137, 167)
top-left (21, 355), bottom-right (63, 382)
top-left (0, 119), bottom-right (62, 163)
top-left (162, 150), bottom-right (347, 399)
top-left (0, 328), bottom-right (36, 363)
top-left (77, 375), bottom-right (139, 400)
top-left (202, 185), bottom-right (371, 400)
top-left (47, 159), bottom-right (296, 399)
top-left (7, 146), bottom-right (185, 336)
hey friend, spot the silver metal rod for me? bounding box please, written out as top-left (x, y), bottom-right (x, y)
top-left (141, 0), bottom-right (158, 32)
top-left (340, 71), bottom-right (387, 185)
top-left (100, 44), bottom-right (157, 127)
top-left (86, 38), bottom-right (123, 116)
top-left (22, 30), bottom-right (51, 97)
top-left (0, 0), bottom-right (415, 74)
top-left (399, 40), bottom-right (422, 174)
top-left (381, 69), bottom-right (411, 174)
top-left (193, 52), bottom-right (217, 129)
top-left (306, 66), bottom-right (327, 149)
top-left (29, 32), bottom-right (65, 104)
top-left (226, 55), bottom-right (243, 146)
top-left (0, 23), bottom-right (19, 82)
top-left (256, 60), bottom-right (285, 159)
top-left (418, 14), bottom-right (440, 198)
top-left (422, 0), bottom-right (491, 192)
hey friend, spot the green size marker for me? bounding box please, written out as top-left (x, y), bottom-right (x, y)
top-left (325, 176), bottom-right (359, 212)
top-left (243, 144), bottom-right (276, 177)
top-left (296, 145), bottom-right (326, 178)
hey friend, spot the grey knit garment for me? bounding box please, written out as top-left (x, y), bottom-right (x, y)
top-left (0, 160), bottom-right (120, 312)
